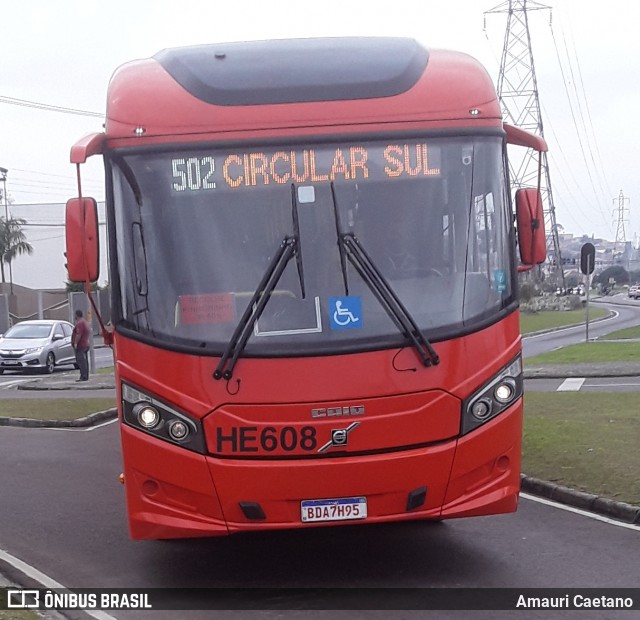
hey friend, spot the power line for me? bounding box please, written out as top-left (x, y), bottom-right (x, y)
top-left (0, 95), bottom-right (103, 118)
top-left (11, 202), bottom-right (105, 207)
top-left (11, 167), bottom-right (101, 181)
top-left (27, 233), bottom-right (66, 243)
top-left (6, 168), bottom-right (104, 198)
top-left (561, 15), bottom-right (614, 200)
top-left (9, 177), bottom-right (102, 190)
top-left (542, 100), bottom-right (611, 233)
top-left (21, 222), bottom-right (106, 227)
top-left (549, 20), bottom-right (612, 226)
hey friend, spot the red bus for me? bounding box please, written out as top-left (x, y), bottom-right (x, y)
top-left (66, 37), bottom-right (546, 539)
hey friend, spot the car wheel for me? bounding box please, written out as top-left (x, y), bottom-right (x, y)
top-left (45, 352), bottom-right (55, 374)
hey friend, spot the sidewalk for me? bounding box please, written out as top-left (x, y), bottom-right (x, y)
top-left (524, 361), bottom-right (640, 379)
top-left (16, 371), bottom-right (116, 392)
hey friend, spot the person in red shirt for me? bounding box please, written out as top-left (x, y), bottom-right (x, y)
top-left (71, 309), bottom-right (91, 381)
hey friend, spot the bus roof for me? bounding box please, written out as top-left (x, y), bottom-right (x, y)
top-left (105, 37), bottom-right (502, 142)
top-left (154, 38), bottom-right (429, 106)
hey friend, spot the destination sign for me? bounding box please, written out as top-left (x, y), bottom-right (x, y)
top-left (170, 141), bottom-right (441, 193)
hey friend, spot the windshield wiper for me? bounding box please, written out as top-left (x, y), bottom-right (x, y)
top-left (330, 183), bottom-right (350, 294)
top-left (330, 183), bottom-right (439, 368)
top-left (213, 236), bottom-right (299, 381)
top-left (291, 184), bottom-right (306, 299)
top-left (214, 185), bottom-right (306, 381)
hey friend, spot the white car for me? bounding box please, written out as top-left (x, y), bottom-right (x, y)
top-left (0, 320), bottom-right (77, 374)
top-left (628, 285), bottom-right (640, 300)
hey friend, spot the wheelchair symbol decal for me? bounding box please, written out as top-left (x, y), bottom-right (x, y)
top-left (329, 296), bottom-right (363, 330)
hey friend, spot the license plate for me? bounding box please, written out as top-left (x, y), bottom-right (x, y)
top-left (3, 361), bottom-right (19, 365)
top-left (301, 496), bottom-right (367, 523)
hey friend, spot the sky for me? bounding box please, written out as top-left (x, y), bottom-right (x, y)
top-left (1, 0), bottom-right (639, 288)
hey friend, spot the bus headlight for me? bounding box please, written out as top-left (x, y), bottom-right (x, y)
top-left (168, 420), bottom-right (190, 441)
top-left (471, 398), bottom-right (493, 421)
top-left (122, 382), bottom-right (206, 453)
top-left (135, 404), bottom-right (160, 429)
top-left (494, 379), bottom-right (517, 404)
top-left (462, 356), bottom-right (523, 435)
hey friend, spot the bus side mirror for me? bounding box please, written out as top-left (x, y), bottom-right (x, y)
top-left (65, 197), bottom-right (100, 283)
top-left (516, 188), bottom-right (546, 266)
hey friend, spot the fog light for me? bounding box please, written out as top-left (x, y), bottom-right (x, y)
top-left (136, 405), bottom-right (160, 429)
top-left (495, 380), bottom-right (516, 404)
top-left (168, 420), bottom-right (190, 441)
top-left (471, 399), bottom-right (492, 420)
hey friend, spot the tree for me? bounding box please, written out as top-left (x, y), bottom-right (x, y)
top-left (0, 217), bottom-right (33, 283)
top-left (593, 265), bottom-right (629, 286)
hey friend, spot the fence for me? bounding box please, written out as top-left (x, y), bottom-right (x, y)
top-left (0, 288), bottom-right (111, 335)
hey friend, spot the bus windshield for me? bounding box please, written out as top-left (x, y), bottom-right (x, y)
top-left (110, 135), bottom-right (513, 355)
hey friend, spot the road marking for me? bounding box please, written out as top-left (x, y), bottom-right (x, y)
top-left (556, 378), bottom-right (585, 391)
top-left (29, 418), bottom-right (118, 433)
top-left (85, 418), bottom-right (118, 431)
top-left (521, 493), bottom-right (640, 531)
top-left (0, 418), bottom-right (117, 433)
top-left (0, 547), bottom-right (117, 620)
top-left (0, 379), bottom-right (33, 389)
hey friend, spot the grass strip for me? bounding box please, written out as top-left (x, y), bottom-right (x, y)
top-left (520, 307), bottom-right (608, 334)
top-left (524, 392), bottom-right (640, 505)
top-left (0, 610), bottom-right (41, 620)
top-left (0, 399), bottom-right (115, 421)
top-left (95, 366), bottom-right (115, 374)
top-left (599, 326), bottom-right (640, 340)
top-left (525, 340), bottom-right (640, 365)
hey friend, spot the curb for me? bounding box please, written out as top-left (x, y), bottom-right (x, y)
top-left (521, 474), bottom-right (640, 525)
top-left (17, 383), bottom-right (116, 391)
top-left (523, 367), bottom-right (640, 379)
top-left (15, 374), bottom-right (116, 392)
top-left (0, 408), bottom-right (117, 429)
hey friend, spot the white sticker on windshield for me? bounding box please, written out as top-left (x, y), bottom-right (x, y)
top-left (297, 186), bottom-right (316, 204)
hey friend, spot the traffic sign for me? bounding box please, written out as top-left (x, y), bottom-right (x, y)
top-left (580, 243), bottom-right (595, 275)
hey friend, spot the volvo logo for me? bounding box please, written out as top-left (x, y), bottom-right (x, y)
top-left (318, 422), bottom-right (360, 453)
top-left (311, 405), bottom-right (365, 419)
top-left (331, 429), bottom-right (349, 446)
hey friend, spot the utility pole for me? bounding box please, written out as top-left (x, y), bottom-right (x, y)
top-left (485, 0), bottom-right (564, 286)
top-left (612, 189), bottom-right (630, 267)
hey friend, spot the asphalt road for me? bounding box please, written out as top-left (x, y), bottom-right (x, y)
top-left (522, 297), bottom-right (640, 359)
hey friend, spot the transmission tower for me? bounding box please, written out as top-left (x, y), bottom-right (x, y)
top-left (612, 189), bottom-right (629, 257)
top-left (485, 0), bottom-right (564, 284)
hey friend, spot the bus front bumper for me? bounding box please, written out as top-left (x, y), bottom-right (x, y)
top-left (120, 404), bottom-right (522, 540)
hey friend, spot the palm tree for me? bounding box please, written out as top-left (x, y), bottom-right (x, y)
top-left (0, 217), bottom-right (33, 283)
